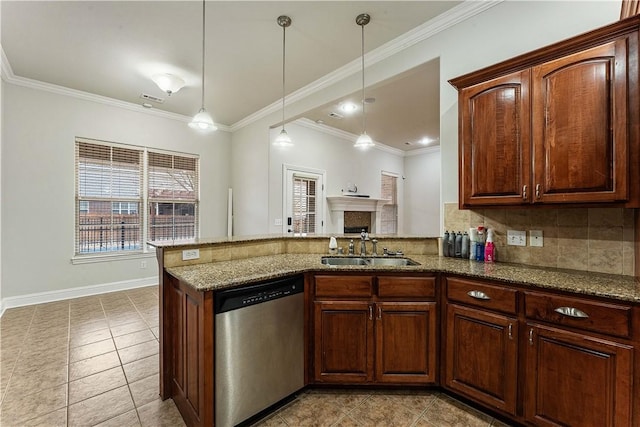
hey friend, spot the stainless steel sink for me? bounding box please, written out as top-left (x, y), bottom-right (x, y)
top-left (365, 257), bottom-right (420, 266)
top-left (321, 256), bottom-right (420, 266)
top-left (321, 257), bottom-right (369, 266)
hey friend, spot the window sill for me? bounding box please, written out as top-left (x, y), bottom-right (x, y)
top-left (71, 250), bottom-right (156, 265)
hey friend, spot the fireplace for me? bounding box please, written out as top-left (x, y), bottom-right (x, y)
top-left (326, 196), bottom-right (389, 234)
top-left (344, 212), bottom-right (371, 234)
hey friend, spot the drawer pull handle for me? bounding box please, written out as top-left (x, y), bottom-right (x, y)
top-left (529, 328), bottom-right (534, 346)
top-left (467, 290), bottom-right (490, 300)
top-left (508, 323), bottom-right (513, 340)
top-left (522, 185), bottom-right (527, 199)
top-left (377, 306), bottom-right (382, 320)
top-left (535, 184), bottom-right (541, 199)
top-left (554, 306), bottom-right (589, 318)
top-left (369, 305), bottom-right (373, 321)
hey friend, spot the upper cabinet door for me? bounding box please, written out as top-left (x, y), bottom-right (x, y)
top-left (531, 39), bottom-right (629, 203)
top-left (459, 70), bottom-right (531, 207)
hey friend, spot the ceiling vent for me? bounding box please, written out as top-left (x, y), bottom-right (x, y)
top-left (328, 112), bottom-right (343, 119)
top-left (140, 93), bottom-right (165, 104)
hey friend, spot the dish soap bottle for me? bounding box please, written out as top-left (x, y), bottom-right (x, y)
top-left (484, 229), bottom-right (495, 262)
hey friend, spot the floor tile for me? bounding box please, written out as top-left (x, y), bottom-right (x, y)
top-left (137, 398), bottom-right (186, 427)
top-left (70, 338), bottom-right (116, 363)
top-left (252, 413), bottom-right (289, 426)
top-left (22, 407), bottom-right (67, 427)
top-left (69, 350), bottom-right (121, 381)
top-left (118, 339), bottom-right (159, 365)
top-left (417, 395), bottom-right (493, 427)
top-left (122, 354), bottom-right (158, 383)
top-left (94, 409), bottom-right (142, 427)
top-left (70, 327), bottom-right (112, 348)
top-left (114, 329), bottom-right (156, 350)
top-left (4, 361), bottom-right (68, 398)
top-left (128, 373), bottom-right (160, 407)
top-left (67, 385), bottom-right (135, 426)
top-left (348, 394), bottom-right (421, 427)
top-left (69, 366), bottom-right (127, 404)
top-left (70, 318), bottom-right (109, 334)
top-left (277, 393), bottom-right (346, 427)
top-left (0, 383), bottom-right (67, 425)
top-left (110, 320), bottom-right (149, 337)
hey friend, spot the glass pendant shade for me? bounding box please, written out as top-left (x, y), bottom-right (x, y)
top-left (273, 129), bottom-right (293, 147)
top-left (189, 108), bottom-right (217, 131)
top-left (152, 73), bottom-right (185, 95)
top-left (354, 132), bottom-right (374, 149)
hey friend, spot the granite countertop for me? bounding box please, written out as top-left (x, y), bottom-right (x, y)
top-left (165, 254), bottom-right (640, 303)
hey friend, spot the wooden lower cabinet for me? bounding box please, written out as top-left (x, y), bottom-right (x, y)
top-left (375, 302), bottom-right (437, 384)
top-left (444, 304), bottom-right (518, 416)
top-left (524, 323), bottom-right (633, 427)
top-left (313, 274), bottom-right (438, 385)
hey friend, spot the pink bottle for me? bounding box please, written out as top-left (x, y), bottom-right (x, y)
top-left (484, 229), bottom-right (495, 262)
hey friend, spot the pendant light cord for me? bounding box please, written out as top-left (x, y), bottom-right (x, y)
top-left (360, 22), bottom-right (366, 134)
top-left (200, 0), bottom-right (206, 108)
top-left (282, 22), bottom-right (286, 130)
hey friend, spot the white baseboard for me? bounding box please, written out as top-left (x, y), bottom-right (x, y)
top-left (0, 276), bottom-right (158, 317)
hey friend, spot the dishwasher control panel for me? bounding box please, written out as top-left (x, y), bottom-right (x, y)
top-left (214, 276), bottom-right (304, 314)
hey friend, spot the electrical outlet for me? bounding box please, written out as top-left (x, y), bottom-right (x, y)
top-left (507, 230), bottom-right (527, 246)
top-left (140, 260), bottom-right (147, 269)
top-left (530, 230), bottom-right (544, 247)
top-left (182, 249), bottom-right (200, 261)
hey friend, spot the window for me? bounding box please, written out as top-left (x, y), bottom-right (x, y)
top-left (76, 141), bottom-right (143, 254)
top-left (148, 152), bottom-right (199, 242)
top-left (380, 172), bottom-right (398, 234)
top-left (75, 139), bottom-right (199, 256)
top-left (291, 175), bottom-right (317, 234)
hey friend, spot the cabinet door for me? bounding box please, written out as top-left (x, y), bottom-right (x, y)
top-left (445, 304), bottom-right (518, 416)
top-left (524, 323), bottom-right (633, 427)
top-left (531, 38), bottom-right (629, 203)
top-left (459, 69), bottom-right (531, 207)
top-left (314, 301), bottom-right (373, 383)
top-left (375, 302), bottom-right (437, 384)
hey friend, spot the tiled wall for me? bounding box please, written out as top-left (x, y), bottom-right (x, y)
top-left (444, 203), bottom-right (635, 276)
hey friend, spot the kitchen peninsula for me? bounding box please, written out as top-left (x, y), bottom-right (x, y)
top-left (152, 235), bottom-right (640, 427)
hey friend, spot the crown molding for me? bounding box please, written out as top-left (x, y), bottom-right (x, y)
top-left (230, 0), bottom-right (503, 132)
top-left (295, 118), bottom-right (405, 157)
top-left (404, 145), bottom-right (441, 157)
top-left (0, 44), bottom-right (231, 132)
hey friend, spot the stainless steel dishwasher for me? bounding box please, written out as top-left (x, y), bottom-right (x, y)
top-left (214, 275), bottom-right (304, 427)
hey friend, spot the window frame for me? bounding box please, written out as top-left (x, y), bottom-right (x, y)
top-left (73, 138), bottom-right (200, 262)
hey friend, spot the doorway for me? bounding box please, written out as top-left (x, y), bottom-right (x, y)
top-left (283, 165), bottom-right (326, 235)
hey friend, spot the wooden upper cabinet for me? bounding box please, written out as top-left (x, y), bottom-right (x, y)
top-left (459, 70), bottom-right (531, 207)
top-left (531, 40), bottom-right (629, 203)
top-left (451, 19), bottom-right (640, 208)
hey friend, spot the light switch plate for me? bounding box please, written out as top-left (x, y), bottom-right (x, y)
top-left (274, 218), bottom-right (283, 226)
top-left (507, 230), bottom-right (526, 246)
top-left (182, 249), bottom-right (200, 261)
top-left (530, 230), bottom-right (544, 247)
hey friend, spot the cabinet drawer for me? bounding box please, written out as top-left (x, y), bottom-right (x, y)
top-left (524, 291), bottom-right (632, 338)
top-left (446, 277), bottom-right (517, 314)
top-left (377, 276), bottom-right (436, 299)
top-left (315, 275), bottom-right (374, 298)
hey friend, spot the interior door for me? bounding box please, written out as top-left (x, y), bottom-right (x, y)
top-left (284, 167), bottom-right (324, 235)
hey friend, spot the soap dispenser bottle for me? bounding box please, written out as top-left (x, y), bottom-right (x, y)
top-left (443, 231), bottom-right (450, 257)
top-left (484, 229), bottom-right (495, 262)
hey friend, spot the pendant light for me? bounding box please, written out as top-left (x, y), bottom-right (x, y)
top-left (354, 13), bottom-right (374, 149)
top-left (189, 0), bottom-right (217, 132)
top-left (273, 15), bottom-right (293, 147)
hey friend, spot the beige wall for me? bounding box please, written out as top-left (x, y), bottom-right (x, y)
top-left (444, 204), bottom-right (635, 276)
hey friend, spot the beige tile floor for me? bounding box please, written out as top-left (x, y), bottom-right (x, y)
top-left (0, 286), bottom-right (513, 427)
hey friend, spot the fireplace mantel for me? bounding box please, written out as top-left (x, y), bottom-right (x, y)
top-left (326, 196), bottom-right (390, 233)
top-left (326, 196), bottom-right (390, 212)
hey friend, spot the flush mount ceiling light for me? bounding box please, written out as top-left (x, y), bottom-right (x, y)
top-left (340, 102), bottom-right (358, 113)
top-left (419, 137), bottom-right (440, 145)
top-left (152, 73), bottom-right (185, 95)
top-left (189, 0), bottom-right (217, 132)
top-left (354, 13), bottom-right (374, 149)
top-left (273, 15), bottom-right (293, 148)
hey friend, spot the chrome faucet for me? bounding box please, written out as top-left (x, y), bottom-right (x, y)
top-left (360, 237), bottom-right (367, 256)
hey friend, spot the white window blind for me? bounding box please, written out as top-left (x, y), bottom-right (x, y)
top-left (148, 152), bottom-right (199, 242)
top-left (75, 140), bottom-right (143, 254)
top-left (292, 176), bottom-right (317, 234)
top-left (380, 173), bottom-right (398, 234)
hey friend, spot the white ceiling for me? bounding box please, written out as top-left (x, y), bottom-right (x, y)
top-left (1, 1), bottom-right (462, 150)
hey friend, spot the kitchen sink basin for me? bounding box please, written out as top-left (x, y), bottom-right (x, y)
top-left (321, 257), bottom-right (369, 266)
top-left (365, 257), bottom-right (420, 266)
top-left (321, 256), bottom-right (420, 266)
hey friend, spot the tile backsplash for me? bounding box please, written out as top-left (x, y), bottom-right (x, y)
top-left (444, 203), bottom-right (635, 276)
